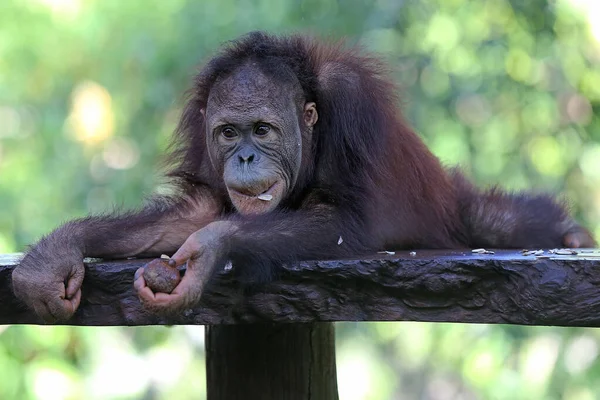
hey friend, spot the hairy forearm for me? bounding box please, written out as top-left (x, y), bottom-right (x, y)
top-left (37, 193), bottom-right (221, 259)
top-left (221, 208), bottom-right (373, 281)
top-left (65, 214), bottom-right (190, 259)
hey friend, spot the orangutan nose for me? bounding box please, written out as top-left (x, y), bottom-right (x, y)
top-left (238, 150), bottom-right (256, 165)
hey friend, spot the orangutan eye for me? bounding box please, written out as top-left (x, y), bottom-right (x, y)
top-left (254, 124), bottom-right (271, 137)
top-left (221, 126), bottom-right (238, 139)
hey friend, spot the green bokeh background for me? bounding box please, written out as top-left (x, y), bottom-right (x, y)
top-left (1, 0), bottom-right (600, 399)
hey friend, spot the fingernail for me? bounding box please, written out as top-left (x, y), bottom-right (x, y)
top-left (134, 268), bottom-right (143, 280)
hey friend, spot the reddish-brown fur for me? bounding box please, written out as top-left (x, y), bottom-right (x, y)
top-left (12, 31), bottom-right (595, 322)
top-left (164, 32), bottom-right (594, 280)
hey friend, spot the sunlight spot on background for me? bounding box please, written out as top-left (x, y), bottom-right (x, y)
top-left (444, 45), bottom-right (480, 77)
top-left (563, 0), bottom-right (600, 44)
top-left (428, 121), bottom-right (470, 166)
top-left (470, 352), bottom-right (496, 379)
top-left (337, 346), bottom-right (377, 400)
top-left (564, 335), bottom-right (598, 374)
top-left (67, 81), bottom-right (115, 145)
top-left (528, 136), bottom-right (565, 177)
top-left (393, 322), bottom-right (433, 368)
top-left (36, 0), bottom-right (80, 17)
top-left (102, 138), bottom-right (140, 170)
top-left (425, 13), bottom-right (460, 51)
top-left (505, 49), bottom-right (533, 83)
top-left (146, 346), bottom-right (191, 387)
top-left (579, 70), bottom-right (600, 101)
top-left (462, 335), bottom-right (506, 388)
top-left (578, 144), bottom-right (600, 180)
top-left (33, 368), bottom-right (77, 400)
top-left (88, 346), bottom-right (148, 399)
top-left (520, 335), bottom-right (560, 387)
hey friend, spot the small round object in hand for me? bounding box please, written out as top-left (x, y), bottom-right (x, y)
top-left (142, 258), bottom-right (181, 294)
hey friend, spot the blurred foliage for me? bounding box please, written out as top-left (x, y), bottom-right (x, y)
top-left (1, 0), bottom-right (600, 399)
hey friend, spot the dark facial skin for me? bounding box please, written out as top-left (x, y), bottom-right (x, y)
top-left (205, 64), bottom-right (318, 214)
